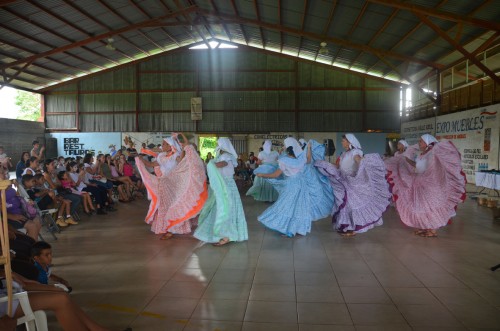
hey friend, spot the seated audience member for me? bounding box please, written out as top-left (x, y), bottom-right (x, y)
top-left (106, 154), bottom-right (135, 199)
top-left (31, 241), bottom-right (71, 292)
top-left (236, 155), bottom-right (250, 181)
top-left (16, 151), bottom-right (30, 181)
top-left (0, 167), bottom-right (41, 240)
top-left (7, 225), bottom-right (39, 281)
top-left (0, 146), bottom-right (13, 169)
top-left (58, 171), bottom-right (95, 215)
top-left (117, 154), bottom-right (144, 193)
top-left (55, 156), bottom-right (66, 173)
top-left (126, 146), bottom-right (138, 166)
top-left (22, 174), bottom-right (78, 227)
top-left (246, 152), bottom-right (258, 179)
top-left (21, 156), bottom-right (39, 176)
top-left (98, 154), bottom-right (130, 202)
top-left (30, 139), bottom-right (45, 161)
top-left (43, 159), bottom-right (82, 216)
top-left (67, 162), bottom-right (109, 215)
top-left (0, 270), bottom-right (133, 331)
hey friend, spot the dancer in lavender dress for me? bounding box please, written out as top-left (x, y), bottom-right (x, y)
top-left (315, 134), bottom-right (391, 237)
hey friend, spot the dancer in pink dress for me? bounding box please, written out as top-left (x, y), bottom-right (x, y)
top-left (136, 133), bottom-right (207, 240)
top-left (386, 134), bottom-right (466, 237)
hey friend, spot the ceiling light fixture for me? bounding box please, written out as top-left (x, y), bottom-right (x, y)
top-left (319, 42), bottom-right (329, 55)
top-left (105, 38), bottom-right (116, 51)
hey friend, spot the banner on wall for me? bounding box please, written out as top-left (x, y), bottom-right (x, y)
top-left (121, 132), bottom-right (172, 150)
top-left (400, 104), bottom-right (500, 184)
top-left (400, 118), bottom-right (436, 145)
top-left (435, 104), bottom-right (500, 182)
top-left (47, 132), bottom-right (122, 158)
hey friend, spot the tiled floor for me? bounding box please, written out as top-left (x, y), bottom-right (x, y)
top-left (44, 191), bottom-right (500, 331)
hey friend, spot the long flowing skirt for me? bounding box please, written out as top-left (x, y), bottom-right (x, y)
top-left (246, 163), bottom-right (279, 202)
top-left (135, 145), bottom-right (208, 234)
top-left (258, 165), bottom-right (333, 237)
top-left (385, 141), bottom-right (466, 230)
top-left (194, 162), bottom-right (248, 243)
top-left (315, 154), bottom-right (391, 233)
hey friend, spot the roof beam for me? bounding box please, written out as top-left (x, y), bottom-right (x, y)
top-left (2, 6), bottom-right (111, 70)
top-left (199, 9), bottom-right (441, 69)
top-left (331, 1), bottom-right (368, 66)
top-left (157, 0), bottom-right (197, 44)
top-left (278, 0), bottom-right (283, 52)
top-left (207, 0), bottom-right (233, 41)
top-left (95, 0), bottom-right (150, 57)
top-left (173, 0), bottom-right (209, 45)
top-left (367, 0), bottom-right (500, 31)
top-left (416, 13), bottom-right (500, 85)
top-left (297, 0), bottom-right (309, 56)
top-left (314, 0), bottom-right (338, 61)
top-left (230, 0), bottom-right (248, 45)
top-left (253, 0), bottom-right (266, 48)
top-left (0, 6), bottom-right (197, 72)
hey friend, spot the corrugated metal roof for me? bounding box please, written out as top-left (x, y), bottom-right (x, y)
top-left (0, 0), bottom-right (498, 92)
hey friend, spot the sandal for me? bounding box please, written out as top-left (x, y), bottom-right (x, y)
top-left (340, 232), bottom-right (356, 237)
top-left (418, 231), bottom-right (437, 238)
top-left (413, 229), bottom-right (427, 235)
top-left (212, 238), bottom-right (231, 246)
top-left (160, 232), bottom-right (174, 240)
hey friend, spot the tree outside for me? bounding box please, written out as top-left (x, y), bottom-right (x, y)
top-left (15, 90), bottom-right (41, 121)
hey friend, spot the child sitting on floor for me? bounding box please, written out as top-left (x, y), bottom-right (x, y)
top-left (58, 171), bottom-right (95, 215)
top-left (31, 241), bottom-right (72, 292)
top-left (22, 174), bottom-right (78, 228)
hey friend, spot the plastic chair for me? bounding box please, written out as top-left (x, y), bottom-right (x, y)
top-left (0, 291), bottom-right (48, 331)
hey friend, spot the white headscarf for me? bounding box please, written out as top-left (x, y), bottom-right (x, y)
top-left (298, 138), bottom-right (307, 149)
top-left (421, 134), bottom-right (438, 146)
top-left (398, 139), bottom-right (409, 149)
top-left (215, 137), bottom-right (238, 160)
top-left (263, 140), bottom-right (272, 154)
top-left (284, 137), bottom-right (304, 157)
top-left (163, 136), bottom-right (181, 153)
top-left (345, 133), bottom-right (361, 150)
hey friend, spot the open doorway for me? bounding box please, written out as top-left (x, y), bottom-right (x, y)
top-left (198, 136), bottom-right (217, 162)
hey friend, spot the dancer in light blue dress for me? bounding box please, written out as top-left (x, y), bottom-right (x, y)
top-left (246, 140), bottom-right (280, 202)
top-left (194, 138), bottom-right (248, 246)
top-left (257, 138), bottom-right (333, 237)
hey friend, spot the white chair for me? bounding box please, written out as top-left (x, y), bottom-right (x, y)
top-left (0, 291), bottom-right (48, 331)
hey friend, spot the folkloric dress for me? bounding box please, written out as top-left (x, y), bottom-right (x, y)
top-left (194, 138), bottom-right (248, 243)
top-left (136, 137), bottom-right (207, 234)
top-left (258, 138), bottom-right (333, 237)
top-left (315, 134), bottom-right (391, 234)
top-left (385, 134), bottom-right (466, 230)
top-left (246, 140), bottom-right (280, 202)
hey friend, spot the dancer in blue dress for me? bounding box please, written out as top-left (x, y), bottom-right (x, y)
top-left (194, 138), bottom-right (248, 246)
top-left (257, 138), bottom-right (333, 237)
top-left (246, 140), bottom-right (280, 202)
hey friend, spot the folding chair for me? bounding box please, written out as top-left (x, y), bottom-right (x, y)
top-left (16, 185), bottom-right (59, 240)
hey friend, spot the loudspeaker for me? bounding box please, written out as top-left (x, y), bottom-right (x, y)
top-left (324, 139), bottom-right (335, 156)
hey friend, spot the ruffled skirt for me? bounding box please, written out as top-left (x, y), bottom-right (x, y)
top-left (246, 163), bottom-right (279, 202)
top-left (135, 145), bottom-right (208, 234)
top-left (385, 141), bottom-right (466, 230)
top-left (258, 165), bottom-right (333, 237)
top-left (194, 162), bottom-right (248, 243)
top-left (315, 154), bottom-right (391, 233)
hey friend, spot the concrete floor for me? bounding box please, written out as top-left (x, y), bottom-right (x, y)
top-left (45, 190), bottom-right (500, 331)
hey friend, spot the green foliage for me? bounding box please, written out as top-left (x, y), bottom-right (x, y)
top-left (15, 90), bottom-right (41, 121)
